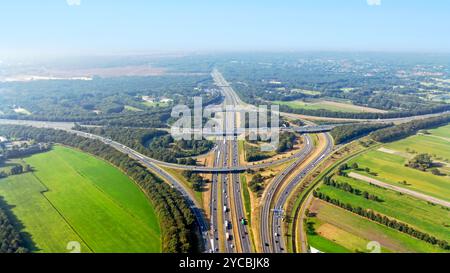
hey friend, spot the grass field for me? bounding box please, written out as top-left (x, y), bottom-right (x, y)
top-left (124, 105), bottom-right (143, 112)
top-left (317, 176), bottom-right (450, 241)
top-left (274, 100), bottom-right (386, 113)
top-left (309, 200), bottom-right (447, 253)
top-left (0, 146), bottom-right (161, 253)
top-left (385, 134), bottom-right (450, 162)
top-left (291, 89), bottom-right (321, 96)
top-left (348, 150), bottom-right (450, 202)
top-left (142, 101), bottom-right (170, 108)
top-left (428, 124), bottom-right (450, 140)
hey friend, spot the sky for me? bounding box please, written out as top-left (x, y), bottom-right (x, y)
top-left (0, 0), bottom-right (449, 59)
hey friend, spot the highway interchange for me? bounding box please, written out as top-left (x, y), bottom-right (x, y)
top-left (0, 69), bottom-right (447, 254)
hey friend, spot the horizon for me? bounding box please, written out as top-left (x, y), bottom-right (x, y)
top-left (1, 0), bottom-right (450, 61)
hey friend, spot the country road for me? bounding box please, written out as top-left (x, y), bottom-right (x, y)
top-left (349, 172), bottom-right (450, 208)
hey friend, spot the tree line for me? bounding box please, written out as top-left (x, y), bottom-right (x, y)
top-left (0, 198), bottom-right (28, 253)
top-left (313, 190), bottom-right (449, 250)
top-left (370, 114), bottom-right (450, 142)
top-left (0, 125), bottom-right (200, 253)
top-left (182, 171), bottom-right (208, 192)
top-left (331, 123), bottom-right (393, 145)
top-left (278, 104), bottom-right (450, 120)
top-left (323, 176), bottom-right (383, 202)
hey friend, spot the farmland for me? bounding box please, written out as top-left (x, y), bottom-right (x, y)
top-left (384, 134), bottom-right (450, 162)
top-left (0, 146), bottom-right (161, 253)
top-left (347, 150), bottom-right (450, 202)
top-left (428, 124), bottom-right (450, 140)
top-left (307, 200), bottom-right (448, 253)
top-left (274, 100), bottom-right (387, 113)
top-left (316, 176), bottom-right (450, 242)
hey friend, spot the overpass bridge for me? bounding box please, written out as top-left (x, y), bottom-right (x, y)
top-left (172, 125), bottom-right (336, 137)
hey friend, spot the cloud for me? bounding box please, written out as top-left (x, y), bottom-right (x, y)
top-left (367, 0), bottom-right (381, 6)
top-left (66, 0), bottom-right (81, 6)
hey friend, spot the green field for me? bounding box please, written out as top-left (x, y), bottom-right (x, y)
top-left (0, 146), bottom-right (161, 253)
top-left (143, 101), bottom-right (170, 108)
top-left (428, 124), bottom-right (450, 140)
top-left (274, 100), bottom-right (384, 113)
top-left (291, 89), bottom-right (321, 96)
top-left (348, 150), bottom-right (450, 202)
top-left (309, 200), bottom-right (447, 253)
top-left (124, 105), bottom-right (143, 112)
top-left (385, 134), bottom-right (450, 162)
top-left (317, 176), bottom-right (450, 242)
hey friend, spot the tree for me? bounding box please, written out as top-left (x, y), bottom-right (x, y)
top-left (431, 169), bottom-right (442, 176)
top-left (407, 154), bottom-right (433, 171)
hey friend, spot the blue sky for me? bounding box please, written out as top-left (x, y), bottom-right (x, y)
top-left (0, 0), bottom-right (449, 58)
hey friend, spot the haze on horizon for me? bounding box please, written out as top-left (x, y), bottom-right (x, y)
top-left (1, 0), bottom-right (449, 61)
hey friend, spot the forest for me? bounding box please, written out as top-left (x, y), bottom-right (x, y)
top-left (330, 123), bottom-right (393, 144)
top-left (370, 114), bottom-right (450, 142)
top-left (0, 75), bottom-right (220, 126)
top-left (218, 53), bottom-right (450, 119)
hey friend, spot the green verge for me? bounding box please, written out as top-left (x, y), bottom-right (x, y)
top-left (240, 174), bottom-right (252, 224)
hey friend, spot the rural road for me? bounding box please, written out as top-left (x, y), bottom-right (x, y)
top-left (348, 172), bottom-right (450, 208)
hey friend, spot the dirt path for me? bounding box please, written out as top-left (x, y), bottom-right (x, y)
top-left (348, 172), bottom-right (450, 208)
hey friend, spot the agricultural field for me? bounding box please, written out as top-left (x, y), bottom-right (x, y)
top-left (0, 146), bottom-right (161, 253)
top-left (316, 176), bottom-right (450, 242)
top-left (384, 133), bottom-right (450, 162)
top-left (428, 124), bottom-right (450, 140)
top-left (307, 200), bottom-right (448, 253)
top-left (347, 150), bottom-right (450, 202)
top-left (274, 100), bottom-right (387, 113)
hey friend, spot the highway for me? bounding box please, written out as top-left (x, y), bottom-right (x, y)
top-left (222, 140), bottom-right (236, 252)
top-left (271, 133), bottom-right (333, 253)
top-left (212, 69), bottom-right (253, 253)
top-left (259, 134), bottom-right (314, 253)
top-left (209, 140), bottom-right (222, 253)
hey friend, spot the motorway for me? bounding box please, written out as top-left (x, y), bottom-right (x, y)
top-left (212, 69), bottom-right (253, 253)
top-left (272, 133), bottom-right (333, 253)
top-left (209, 140), bottom-right (221, 252)
top-left (259, 134), bottom-right (314, 253)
